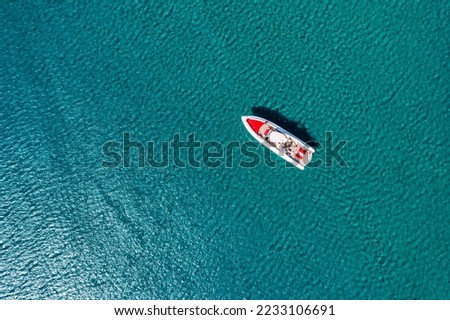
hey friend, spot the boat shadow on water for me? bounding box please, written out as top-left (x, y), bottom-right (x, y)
top-left (251, 106), bottom-right (319, 148)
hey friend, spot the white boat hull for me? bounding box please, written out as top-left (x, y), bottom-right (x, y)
top-left (241, 116), bottom-right (315, 170)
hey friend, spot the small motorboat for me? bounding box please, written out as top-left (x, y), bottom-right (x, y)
top-left (241, 115), bottom-right (315, 170)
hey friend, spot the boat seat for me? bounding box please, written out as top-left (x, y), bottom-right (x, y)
top-left (295, 148), bottom-right (306, 159)
top-left (259, 124), bottom-right (271, 137)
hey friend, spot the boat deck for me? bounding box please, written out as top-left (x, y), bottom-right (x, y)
top-left (242, 116), bottom-right (315, 170)
top-left (257, 123), bottom-right (313, 166)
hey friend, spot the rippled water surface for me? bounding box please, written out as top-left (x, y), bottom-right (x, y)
top-left (1, 0), bottom-right (449, 299)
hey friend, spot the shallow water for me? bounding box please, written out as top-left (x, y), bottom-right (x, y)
top-left (1, 0), bottom-right (449, 299)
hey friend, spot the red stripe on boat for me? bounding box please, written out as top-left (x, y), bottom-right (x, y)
top-left (295, 148), bottom-right (306, 159)
top-left (246, 118), bottom-right (264, 134)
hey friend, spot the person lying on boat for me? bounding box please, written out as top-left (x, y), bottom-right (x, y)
top-left (285, 138), bottom-right (293, 148)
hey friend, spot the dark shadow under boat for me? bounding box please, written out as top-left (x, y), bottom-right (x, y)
top-left (251, 106), bottom-right (319, 148)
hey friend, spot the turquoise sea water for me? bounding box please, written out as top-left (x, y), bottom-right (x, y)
top-left (1, 0), bottom-right (449, 299)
